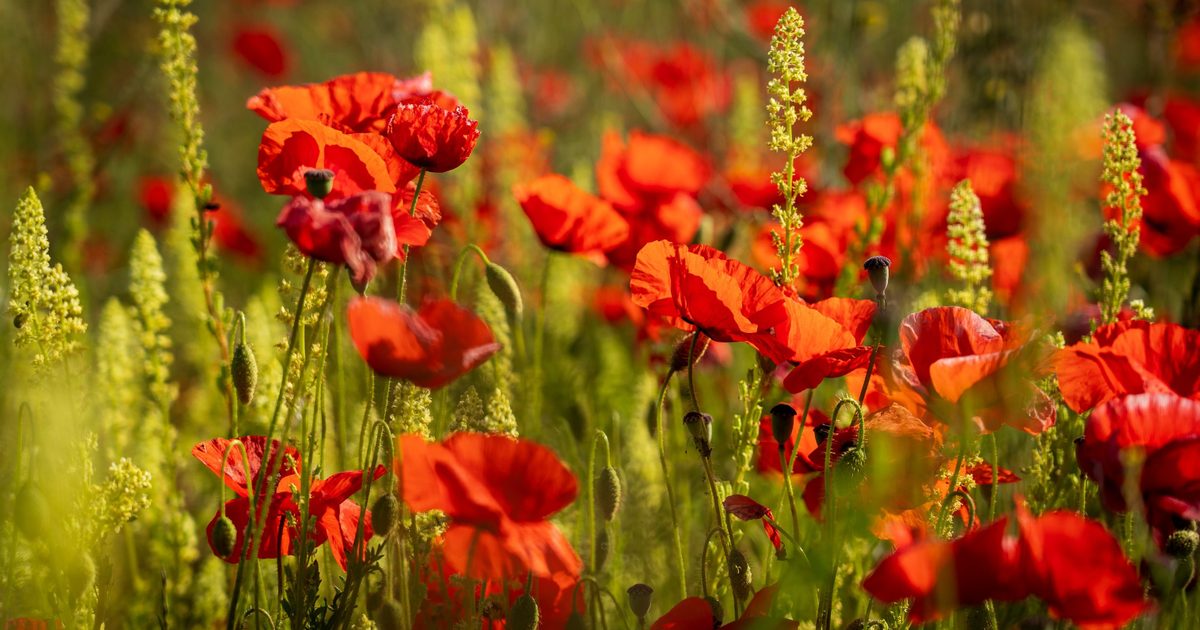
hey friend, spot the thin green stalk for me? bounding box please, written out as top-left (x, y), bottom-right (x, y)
top-left (654, 375), bottom-right (688, 598)
top-left (449, 243), bottom-right (489, 301)
top-left (397, 169), bottom-right (427, 303)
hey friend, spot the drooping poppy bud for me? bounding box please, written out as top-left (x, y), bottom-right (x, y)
top-left (627, 583), bottom-right (654, 622)
top-left (729, 548), bottom-right (753, 601)
top-left (964, 606), bottom-right (997, 630)
top-left (485, 261), bottom-right (524, 322)
top-left (507, 592), bottom-right (540, 630)
top-left (838, 443), bottom-right (867, 479)
top-left (596, 466), bottom-right (622, 521)
top-left (212, 515), bottom-right (238, 559)
top-left (769, 403), bottom-right (798, 451)
top-left (863, 255), bottom-right (891, 297)
top-left (231, 341), bottom-right (258, 406)
top-left (304, 168), bottom-right (335, 199)
top-left (371, 493), bottom-right (399, 537)
top-left (1167, 530), bottom-right (1200, 559)
top-left (668, 331), bottom-right (711, 373)
top-left (684, 411), bottom-right (714, 457)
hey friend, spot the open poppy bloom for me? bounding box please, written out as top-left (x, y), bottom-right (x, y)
top-left (258, 119), bottom-right (399, 199)
top-left (385, 95), bottom-right (480, 172)
top-left (277, 191), bottom-right (396, 290)
top-left (1076, 392), bottom-right (1200, 543)
top-left (192, 436), bottom-right (384, 570)
top-left (514, 174), bottom-right (630, 264)
top-left (781, 297), bottom-right (877, 392)
top-left (890, 306), bottom-right (1055, 434)
top-left (651, 584), bottom-right (798, 629)
top-left (347, 296), bottom-right (499, 389)
top-left (396, 433), bottom-right (582, 580)
top-left (247, 70), bottom-right (433, 134)
top-left (1054, 319), bottom-right (1200, 414)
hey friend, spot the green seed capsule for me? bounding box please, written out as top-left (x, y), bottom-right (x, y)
top-left (485, 261), bottom-right (523, 321)
top-left (371, 494), bottom-right (400, 537)
top-left (231, 342), bottom-right (258, 406)
top-left (212, 515), bottom-right (238, 559)
top-left (595, 467), bottom-right (622, 521)
top-left (507, 593), bottom-right (540, 630)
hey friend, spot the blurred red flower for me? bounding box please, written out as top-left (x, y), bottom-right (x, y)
top-left (835, 113), bottom-right (948, 186)
top-left (755, 406), bottom-right (830, 476)
top-left (590, 39), bottom-right (730, 129)
top-left (137, 177), bottom-right (263, 263)
top-left (651, 584), bottom-right (798, 629)
top-left (415, 556), bottom-right (583, 628)
top-left (1076, 392), bottom-right (1200, 543)
top-left (514, 174), bottom-right (630, 264)
top-left (781, 297), bottom-right (877, 392)
top-left (396, 432), bottom-right (582, 580)
top-left (138, 176), bottom-right (174, 226)
top-left (231, 24), bottom-right (290, 78)
top-left (258, 119), bottom-right (398, 199)
top-left (1054, 319), bottom-right (1200, 414)
top-left (276, 192), bottom-right (396, 290)
top-left (247, 71), bottom-right (432, 134)
top-left (385, 95), bottom-right (480, 172)
top-left (192, 436), bottom-right (383, 570)
top-left (347, 296), bottom-right (499, 389)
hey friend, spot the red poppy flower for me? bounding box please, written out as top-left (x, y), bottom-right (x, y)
top-left (1054, 319), bottom-right (1200, 414)
top-left (192, 436), bottom-right (383, 570)
top-left (231, 24), bottom-right (290, 78)
top-left (781, 297), bottom-right (877, 392)
top-left (415, 555), bottom-right (583, 628)
top-left (752, 219), bottom-right (847, 300)
top-left (1015, 501), bottom-right (1147, 627)
top-left (258, 119), bottom-right (398, 199)
top-left (835, 113), bottom-right (948, 186)
top-left (347, 296), bottom-right (499, 389)
top-left (949, 141), bottom-right (1026, 240)
top-left (894, 306), bottom-right (1055, 434)
top-left (1163, 94), bottom-right (1200, 164)
top-left (589, 40), bottom-right (730, 130)
top-left (247, 71), bottom-right (432, 134)
top-left (651, 584), bottom-right (798, 629)
top-left (599, 131), bottom-right (710, 205)
top-left (391, 180), bottom-right (443, 254)
top-left (756, 407), bottom-right (831, 476)
top-left (1076, 393), bottom-right (1200, 542)
top-left (724, 494), bottom-right (783, 553)
top-left (514, 174), bottom-right (631, 264)
top-left (396, 432), bottom-right (582, 580)
top-left (384, 95), bottom-right (480, 173)
top-left (277, 192), bottom-right (396, 289)
top-left (605, 192), bottom-right (704, 270)
top-left (629, 240), bottom-right (792, 361)
top-left (1127, 147), bottom-right (1200, 257)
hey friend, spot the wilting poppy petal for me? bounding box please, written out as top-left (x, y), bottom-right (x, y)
top-left (277, 192), bottom-right (396, 288)
top-left (724, 494), bottom-right (783, 552)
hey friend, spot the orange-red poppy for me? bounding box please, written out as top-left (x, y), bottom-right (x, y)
top-left (258, 119), bottom-right (397, 199)
top-left (1054, 319), bottom-right (1200, 414)
top-left (385, 95), bottom-right (480, 173)
top-left (514, 174), bottom-right (630, 263)
top-left (396, 432), bottom-right (582, 580)
top-left (276, 192), bottom-right (396, 290)
top-left (347, 296), bottom-right (499, 389)
top-left (247, 71), bottom-right (432, 134)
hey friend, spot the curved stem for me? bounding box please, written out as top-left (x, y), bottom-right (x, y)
top-left (701, 454), bottom-right (741, 615)
top-left (448, 243), bottom-right (490, 301)
top-left (936, 433), bottom-right (970, 537)
top-left (700, 526), bottom-right (722, 598)
top-left (654, 375), bottom-right (688, 598)
top-left (946, 489), bottom-right (977, 532)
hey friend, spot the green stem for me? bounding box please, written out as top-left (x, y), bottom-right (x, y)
top-left (989, 433), bottom-right (999, 522)
top-left (654, 375), bottom-right (688, 598)
top-left (448, 243), bottom-right (490, 301)
top-left (397, 169), bottom-right (427, 303)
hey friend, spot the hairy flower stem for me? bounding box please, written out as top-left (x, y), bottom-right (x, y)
top-left (817, 399), bottom-right (865, 630)
top-left (397, 169), bottom-right (428, 304)
top-left (226, 258), bottom-right (316, 630)
top-left (701, 453), bottom-right (742, 616)
top-left (448, 243), bottom-right (490, 300)
top-left (654, 376), bottom-right (688, 598)
top-left (781, 389), bottom-right (815, 542)
top-left (687, 333), bottom-right (702, 412)
top-left (936, 423), bottom-right (971, 537)
top-left (587, 430), bottom-right (613, 571)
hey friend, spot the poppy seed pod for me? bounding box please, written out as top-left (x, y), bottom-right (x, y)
top-left (1167, 530), bottom-right (1199, 559)
top-left (371, 494), bottom-right (399, 537)
top-left (704, 595), bottom-right (724, 627)
top-left (729, 549), bottom-right (753, 601)
top-left (304, 168), bottom-right (335, 199)
top-left (485, 261), bottom-right (524, 322)
top-left (769, 403), bottom-right (798, 450)
top-left (212, 515), bottom-right (238, 559)
top-left (596, 466), bottom-right (622, 521)
top-left (683, 411), bottom-right (714, 457)
top-left (837, 444), bottom-right (868, 484)
top-left (862, 255), bottom-right (892, 297)
top-left (506, 593), bottom-right (540, 630)
top-left (67, 551), bottom-right (96, 600)
top-left (668, 332), bottom-right (711, 373)
top-left (626, 583), bottom-right (654, 621)
top-left (231, 341), bottom-right (258, 406)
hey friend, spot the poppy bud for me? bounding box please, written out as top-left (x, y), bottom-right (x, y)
top-left (668, 332), bottom-right (711, 373)
top-left (373, 599), bottom-right (405, 630)
top-left (813, 423), bottom-right (832, 444)
top-left (13, 312), bottom-right (25, 329)
top-left (626, 583), bottom-right (654, 621)
top-left (769, 403), bottom-right (797, 450)
top-left (683, 411), bottom-right (714, 457)
top-left (1167, 530), bottom-right (1199, 559)
top-left (837, 444), bottom-right (867, 485)
top-left (729, 549), bottom-right (753, 601)
top-left (485, 261), bottom-right (524, 322)
top-left (704, 596), bottom-right (724, 627)
top-left (565, 612), bottom-right (587, 630)
top-left (304, 168), bottom-right (335, 199)
top-left (596, 467), bottom-right (622, 521)
top-left (507, 592), bottom-right (540, 630)
top-left (231, 341), bottom-right (258, 406)
top-left (14, 482), bottom-right (50, 541)
top-left (371, 494), bottom-right (400, 537)
top-left (212, 515), bottom-right (238, 559)
top-left (594, 527), bottom-right (610, 572)
top-left (862, 256), bottom-right (891, 297)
